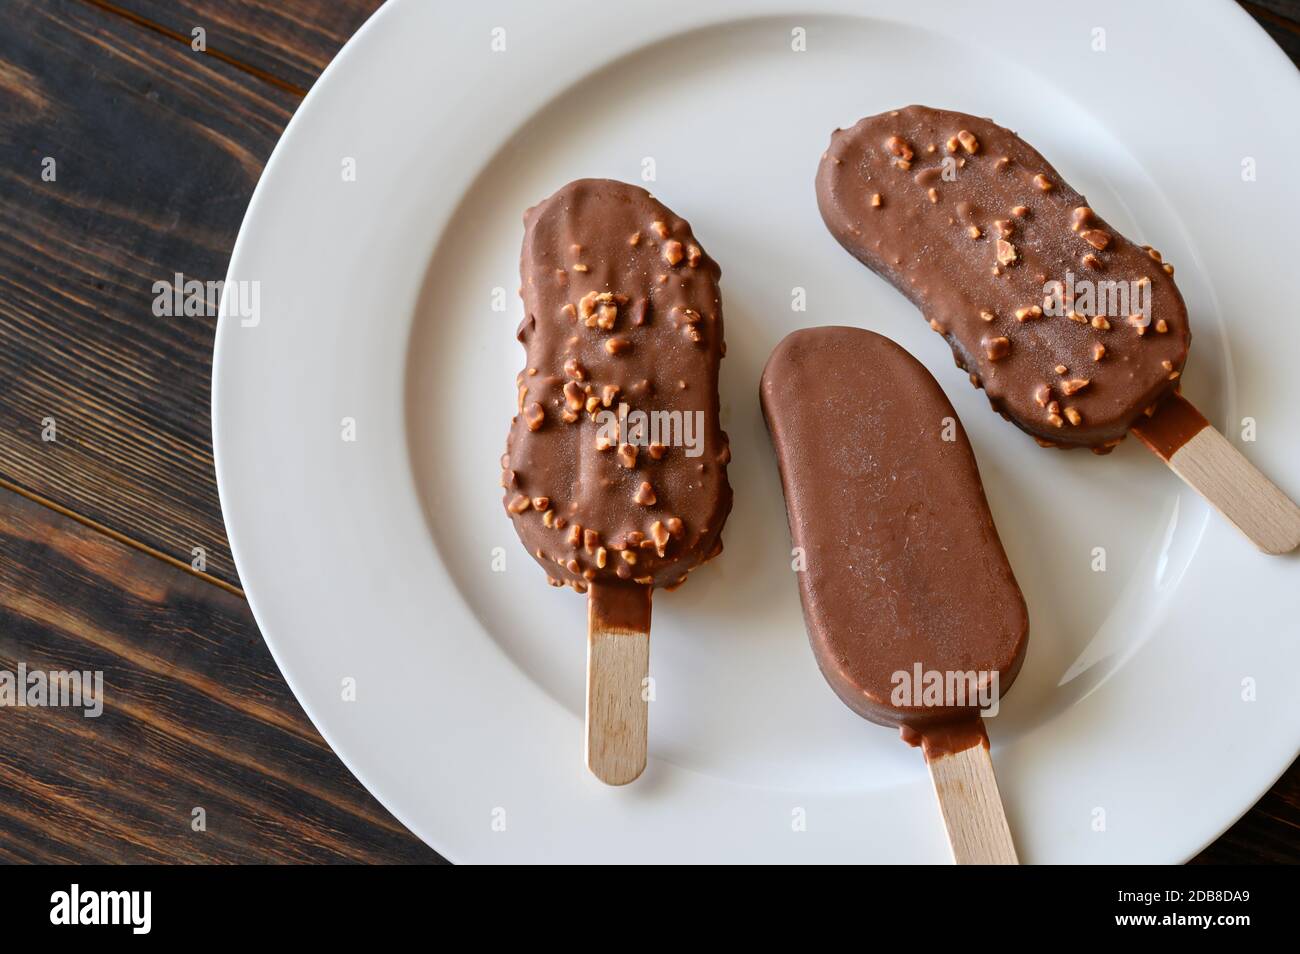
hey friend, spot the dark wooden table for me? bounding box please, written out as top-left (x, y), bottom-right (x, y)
top-left (1, 0), bottom-right (1296, 865)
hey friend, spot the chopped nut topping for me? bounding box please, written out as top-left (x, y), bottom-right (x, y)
top-left (1080, 229), bottom-right (1111, 250)
top-left (663, 240), bottom-right (684, 266)
top-left (980, 309), bottom-right (996, 322)
top-left (1155, 319), bottom-right (1168, 334)
top-left (595, 431), bottom-right (615, 451)
top-left (560, 409), bottom-right (578, 424)
top-left (1054, 364), bottom-right (1067, 375)
top-left (532, 496), bottom-right (550, 512)
top-left (601, 384), bottom-right (620, 407)
top-left (567, 524), bottom-right (582, 547)
top-left (1061, 378), bottom-right (1090, 395)
top-left (1162, 262), bottom-right (1175, 276)
top-left (1161, 359), bottom-right (1173, 371)
top-left (542, 509), bottom-right (556, 528)
top-left (563, 381), bottom-right (585, 411)
top-left (1033, 174), bottom-right (1053, 191)
top-left (563, 357), bottom-right (586, 380)
top-left (1128, 314), bottom-right (1149, 336)
top-left (1068, 310), bottom-right (1086, 323)
top-left (578, 290), bottom-right (627, 330)
top-left (647, 442), bottom-right (667, 460)
top-left (621, 550), bottom-right (637, 565)
top-left (1014, 305), bottom-right (1043, 321)
top-left (1034, 384), bottom-right (1051, 407)
top-left (1146, 246), bottom-right (1162, 262)
top-left (652, 220), bottom-right (669, 239)
top-left (595, 547), bottom-right (608, 568)
top-left (561, 303), bottom-right (577, 320)
top-left (1047, 413), bottom-right (1064, 427)
top-left (617, 443), bottom-right (638, 468)
top-left (1011, 205), bottom-right (1029, 218)
top-left (886, 135), bottom-right (914, 161)
top-left (957, 130), bottom-right (980, 154)
top-left (1071, 207), bottom-right (1093, 231)
top-left (1091, 315), bottom-right (1111, 330)
top-left (985, 336), bottom-right (1011, 360)
top-left (629, 231), bottom-right (641, 246)
top-left (996, 239), bottom-right (1018, 266)
top-left (572, 263), bottom-right (589, 273)
top-left (994, 219), bottom-right (1014, 238)
top-left (583, 528), bottom-right (600, 553)
top-left (895, 159), bottom-right (911, 171)
top-left (968, 226), bottom-right (982, 239)
top-left (605, 337), bottom-right (631, 355)
top-left (507, 494), bottom-right (531, 514)
top-left (665, 517), bottom-right (683, 536)
top-left (1082, 253), bottom-right (1102, 270)
top-left (585, 395), bottom-right (601, 414)
top-left (928, 187), bottom-right (939, 204)
top-left (1168, 370), bottom-right (1180, 380)
top-left (650, 520), bottom-right (670, 554)
top-left (870, 193), bottom-right (883, 208)
top-left (1064, 407), bottom-right (1082, 426)
top-left (686, 244), bottom-right (702, 267)
top-left (1092, 343), bottom-right (1106, 361)
top-left (524, 402), bottom-right (545, 431)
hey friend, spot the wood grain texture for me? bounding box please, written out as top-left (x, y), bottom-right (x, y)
top-left (0, 0), bottom-right (1293, 864)
top-left (1242, 0), bottom-right (1300, 64)
top-left (1192, 759), bottom-right (1300, 864)
top-left (585, 585), bottom-right (651, 786)
top-left (1132, 395), bottom-right (1300, 554)
top-left (0, 488), bottom-right (443, 863)
top-left (0, 0), bottom-right (301, 588)
top-left (100, 0), bottom-right (386, 93)
top-left (924, 734), bottom-right (1018, 865)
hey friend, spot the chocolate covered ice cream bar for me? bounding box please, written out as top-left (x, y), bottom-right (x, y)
top-left (502, 179), bottom-right (732, 783)
top-left (817, 106), bottom-right (1300, 553)
top-left (762, 325), bottom-right (1025, 863)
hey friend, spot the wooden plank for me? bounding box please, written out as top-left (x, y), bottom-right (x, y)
top-left (1192, 758), bottom-right (1300, 864)
top-left (0, 486), bottom-right (443, 863)
top-left (1242, 0), bottom-right (1300, 64)
top-left (0, 0), bottom-right (303, 588)
top-left (97, 0), bottom-right (385, 94)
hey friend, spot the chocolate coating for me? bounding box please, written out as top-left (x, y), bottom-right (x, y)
top-left (816, 106), bottom-right (1191, 448)
top-left (760, 327), bottom-right (1028, 731)
top-left (502, 179), bottom-right (732, 592)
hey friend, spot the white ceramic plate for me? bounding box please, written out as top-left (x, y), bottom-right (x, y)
top-left (213, 0), bottom-right (1300, 863)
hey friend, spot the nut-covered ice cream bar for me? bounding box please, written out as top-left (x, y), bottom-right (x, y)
top-left (816, 105), bottom-right (1191, 450)
top-left (502, 178), bottom-right (732, 592)
top-left (760, 326), bottom-right (1028, 734)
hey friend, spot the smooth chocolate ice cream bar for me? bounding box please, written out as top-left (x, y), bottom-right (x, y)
top-left (760, 326), bottom-right (1028, 734)
top-left (816, 106), bottom-right (1190, 449)
top-left (502, 179), bottom-right (732, 592)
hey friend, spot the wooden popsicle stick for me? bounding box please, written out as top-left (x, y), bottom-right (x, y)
top-left (1131, 393), bottom-right (1300, 554)
top-left (919, 720), bottom-right (1018, 865)
top-left (585, 583), bottom-right (652, 786)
